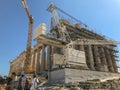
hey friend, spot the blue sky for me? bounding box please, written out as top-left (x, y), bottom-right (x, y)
top-left (0, 0), bottom-right (120, 76)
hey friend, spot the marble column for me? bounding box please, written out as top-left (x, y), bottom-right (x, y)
top-left (93, 46), bottom-right (102, 71)
top-left (88, 45), bottom-right (95, 70)
top-left (111, 56), bottom-right (118, 73)
top-left (36, 48), bottom-right (41, 72)
top-left (110, 50), bottom-right (118, 73)
top-left (79, 45), bottom-right (84, 51)
top-left (47, 46), bottom-right (52, 82)
top-left (100, 47), bottom-right (108, 71)
top-left (41, 45), bottom-right (46, 71)
top-left (105, 48), bottom-right (114, 72)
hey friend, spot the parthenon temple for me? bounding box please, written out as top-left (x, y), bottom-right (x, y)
top-left (9, 19), bottom-right (119, 76)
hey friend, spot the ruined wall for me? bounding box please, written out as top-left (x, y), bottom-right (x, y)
top-left (9, 44), bottom-right (48, 75)
top-left (9, 51), bottom-right (26, 76)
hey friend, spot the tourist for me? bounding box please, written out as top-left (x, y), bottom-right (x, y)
top-left (17, 73), bottom-right (26, 90)
top-left (0, 79), bottom-right (7, 90)
top-left (6, 76), bottom-right (12, 90)
top-left (30, 74), bottom-right (39, 90)
top-left (24, 77), bottom-right (32, 90)
top-left (10, 72), bottom-right (18, 90)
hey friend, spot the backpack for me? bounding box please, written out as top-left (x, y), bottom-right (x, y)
top-left (35, 78), bottom-right (40, 85)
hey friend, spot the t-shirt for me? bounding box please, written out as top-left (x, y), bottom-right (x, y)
top-left (30, 78), bottom-right (39, 90)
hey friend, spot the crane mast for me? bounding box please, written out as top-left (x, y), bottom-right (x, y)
top-left (21, 0), bottom-right (33, 74)
top-left (47, 3), bottom-right (71, 42)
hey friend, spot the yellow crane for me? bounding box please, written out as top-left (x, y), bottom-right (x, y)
top-left (21, 0), bottom-right (34, 74)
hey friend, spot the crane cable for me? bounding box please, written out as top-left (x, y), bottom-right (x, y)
top-left (55, 6), bottom-right (88, 28)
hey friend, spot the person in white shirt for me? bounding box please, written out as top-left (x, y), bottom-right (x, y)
top-left (30, 74), bottom-right (39, 90)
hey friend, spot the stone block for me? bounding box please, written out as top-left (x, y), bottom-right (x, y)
top-left (50, 68), bottom-right (120, 84)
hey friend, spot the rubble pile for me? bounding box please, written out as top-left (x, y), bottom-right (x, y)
top-left (38, 78), bottom-right (120, 90)
top-left (79, 79), bottom-right (120, 90)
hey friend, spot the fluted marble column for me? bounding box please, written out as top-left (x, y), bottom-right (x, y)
top-left (93, 46), bottom-right (102, 71)
top-left (105, 48), bottom-right (114, 72)
top-left (36, 48), bottom-right (41, 72)
top-left (41, 45), bottom-right (46, 71)
top-left (111, 56), bottom-right (118, 73)
top-left (79, 45), bottom-right (87, 69)
top-left (88, 45), bottom-right (95, 70)
top-left (47, 46), bottom-right (52, 82)
top-left (100, 47), bottom-right (108, 71)
top-left (79, 45), bottom-right (84, 51)
top-left (110, 50), bottom-right (118, 73)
